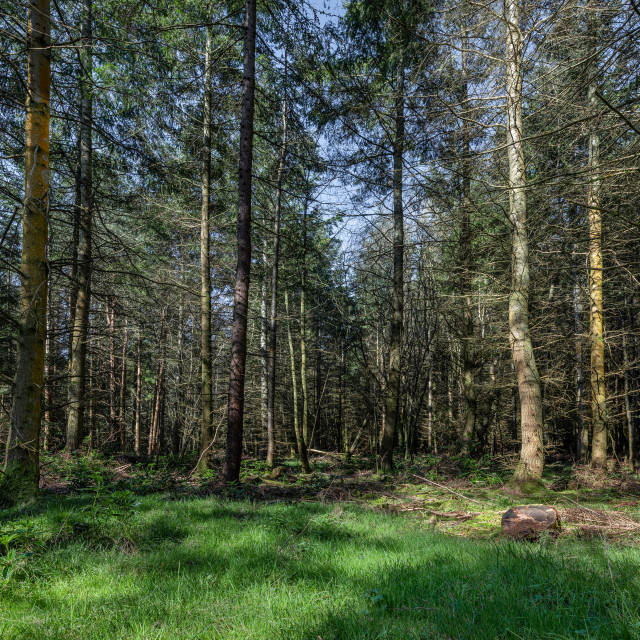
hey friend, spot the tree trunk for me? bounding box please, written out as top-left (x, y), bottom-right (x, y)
top-left (1, 0), bottom-right (51, 504)
top-left (380, 63), bottom-right (405, 473)
top-left (65, 0), bottom-right (93, 454)
top-left (260, 239), bottom-right (268, 456)
top-left (623, 318), bottom-right (634, 469)
top-left (301, 199), bottom-right (310, 447)
top-left (284, 288), bottom-right (310, 473)
top-left (106, 298), bottom-right (117, 449)
top-left (266, 90), bottom-right (288, 468)
top-left (587, 11), bottom-right (607, 471)
top-left (198, 24), bottom-right (214, 472)
top-left (223, 0), bottom-right (256, 482)
top-left (134, 327), bottom-right (142, 455)
top-left (505, 0), bottom-right (544, 486)
top-left (460, 35), bottom-right (477, 453)
top-left (118, 320), bottom-right (127, 452)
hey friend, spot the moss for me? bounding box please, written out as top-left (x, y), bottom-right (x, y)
top-left (0, 461), bottom-right (40, 506)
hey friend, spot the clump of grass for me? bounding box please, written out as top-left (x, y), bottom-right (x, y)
top-left (1, 494), bottom-right (639, 639)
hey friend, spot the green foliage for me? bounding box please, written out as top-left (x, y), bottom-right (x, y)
top-left (0, 520), bottom-right (41, 583)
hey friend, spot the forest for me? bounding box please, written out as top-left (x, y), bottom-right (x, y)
top-left (2, 0), bottom-right (640, 638)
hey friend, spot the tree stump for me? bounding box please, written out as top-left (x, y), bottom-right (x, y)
top-left (501, 505), bottom-right (560, 539)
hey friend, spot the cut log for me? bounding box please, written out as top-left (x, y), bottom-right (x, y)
top-left (501, 505), bottom-right (560, 539)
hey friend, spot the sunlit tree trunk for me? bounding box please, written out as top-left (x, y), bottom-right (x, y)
top-left (380, 63), bottom-right (405, 473)
top-left (198, 23), bottom-right (214, 472)
top-left (1, 0), bottom-right (51, 504)
top-left (223, 0), bottom-right (256, 482)
top-left (505, 0), bottom-right (544, 485)
top-left (587, 10), bottom-right (607, 471)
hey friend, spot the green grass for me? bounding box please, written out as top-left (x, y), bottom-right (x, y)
top-left (2, 493), bottom-right (640, 640)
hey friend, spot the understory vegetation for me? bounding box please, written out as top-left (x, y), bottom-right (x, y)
top-left (2, 454), bottom-right (640, 640)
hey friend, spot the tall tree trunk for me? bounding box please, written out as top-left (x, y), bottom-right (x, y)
top-left (1, 0), bottom-right (51, 504)
top-left (573, 262), bottom-right (587, 461)
top-left (223, 0), bottom-right (256, 482)
top-left (260, 239), bottom-right (268, 456)
top-left (266, 91), bottom-right (288, 468)
top-left (301, 199), bottom-right (310, 447)
top-left (587, 11), bottom-right (607, 471)
top-left (148, 315), bottom-right (166, 457)
top-left (505, 0), bottom-right (544, 485)
top-left (460, 35), bottom-right (477, 452)
top-left (106, 298), bottom-right (117, 449)
top-left (198, 24), bottom-right (214, 472)
top-left (66, 0), bottom-right (93, 453)
top-left (134, 327), bottom-right (142, 455)
top-left (118, 320), bottom-right (127, 452)
top-left (284, 288), bottom-right (310, 473)
top-left (623, 318), bottom-right (634, 469)
top-left (380, 63), bottom-right (405, 473)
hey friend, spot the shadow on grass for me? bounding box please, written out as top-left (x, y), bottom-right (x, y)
top-left (3, 496), bottom-right (640, 640)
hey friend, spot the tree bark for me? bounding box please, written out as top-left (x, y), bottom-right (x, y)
top-left (106, 297), bottom-right (117, 449)
top-left (65, 0), bottom-right (93, 454)
top-left (134, 327), bottom-right (142, 455)
top-left (284, 288), bottom-right (310, 473)
top-left (223, 0), bottom-right (256, 483)
top-left (587, 10), bottom-right (607, 471)
top-left (505, 0), bottom-right (544, 485)
top-left (380, 63), bottom-right (405, 473)
top-left (266, 90), bottom-right (288, 468)
top-left (459, 34), bottom-right (477, 453)
top-left (118, 320), bottom-right (127, 452)
top-left (301, 199), bottom-right (310, 447)
top-left (260, 239), bottom-right (268, 456)
top-left (198, 23), bottom-right (214, 472)
top-left (1, 0), bottom-right (51, 504)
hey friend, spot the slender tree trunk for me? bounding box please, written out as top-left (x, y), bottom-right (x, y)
top-left (266, 91), bottom-right (288, 468)
top-left (223, 0), bottom-right (256, 482)
top-left (505, 0), bottom-right (544, 485)
top-left (380, 63), bottom-right (405, 473)
top-left (65, 0), bottom-right (93, 454)
top-left (118, 320), bottom-right (127, 452)
top-left (460, 36), bottom-right (477, 452)
top-left (587, 11), bottom-right (607, 471)
top-left (301, 200), bottom-right (310, 447)
top-left (106, 298), bottom-right (117, 449)
top-left (134, 327), bottom-right (142, 455)
top-left (148, 315), bottom-right (166, 457)
top-left (1, 0), bottom-right (51, 504)
top-left (573, 262), bottom-right (587, 461)
top-left (260, 239), bottom-right (268, 456)
top-left (284, 288), bottom-right (310, 473)
top-left (623, 318), bottom-right (634, 469)
top-left (173, 286), bottom-right (185, 456)
top-left (88, 351), bottom-right (95, 450)
top-left (198, 24), bottom-right (214, 472)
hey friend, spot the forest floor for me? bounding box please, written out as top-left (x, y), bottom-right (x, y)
top-left (2, 452), bottom-right (640, 639)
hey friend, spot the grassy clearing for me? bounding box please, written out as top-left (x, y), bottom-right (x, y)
top-left (2, 486), bottom-right (640, 640)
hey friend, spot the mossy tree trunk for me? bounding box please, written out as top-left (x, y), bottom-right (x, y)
top-left (2, 0), bottom-right (51, 505)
